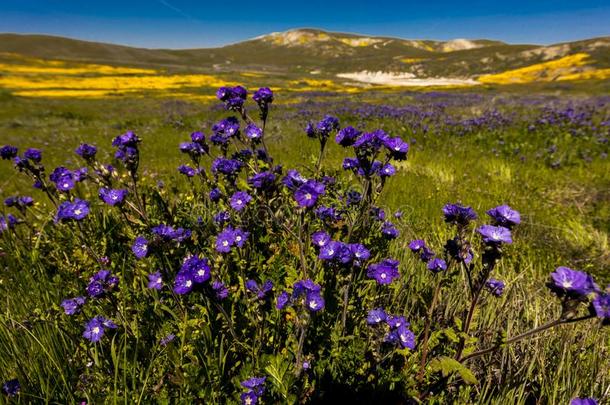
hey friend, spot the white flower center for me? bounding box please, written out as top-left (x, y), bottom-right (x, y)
top-left (197, 269), bottom-right (205, 276)
top-left (185, 280), bottom-right (192, 288)
top-left (222, 241), bottom-right (229, 246)
top-left (381, 273), bottom-right (387, 279)
top-left (245, 398), bottom-right (252, 405)
top-left (237, 199), bottom-right (242, 205)
top-left (309, 300), bottom-right (317, 309)
top-left (235, 236), bottom-right (242, 242)
top-left (92, 327), bottom-right (100, 334)
top-left (305, 193), bottom-right (312, 200)
top-left (74, 209), bottom-right (81, 215)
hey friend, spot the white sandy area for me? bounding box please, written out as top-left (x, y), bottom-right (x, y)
top-left (336, 71), bottom-right (479, 86)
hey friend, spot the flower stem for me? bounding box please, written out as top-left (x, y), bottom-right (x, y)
top-left (460, 314), bottom-right (595, 362)
top-left (418, 275), bottom-right (443, 383)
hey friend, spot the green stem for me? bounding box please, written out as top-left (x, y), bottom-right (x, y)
top-left (460, 314), bottom-right (595, 362)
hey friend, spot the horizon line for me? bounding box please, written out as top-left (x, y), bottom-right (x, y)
top-left (5, 27), bottom-right (607, 50)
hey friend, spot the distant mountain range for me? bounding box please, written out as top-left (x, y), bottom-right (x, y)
top-left (1, 28), bottom-right (609, 85)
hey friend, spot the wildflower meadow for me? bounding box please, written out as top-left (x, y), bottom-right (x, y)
top-left (0, 85), bottom-right (609, 404)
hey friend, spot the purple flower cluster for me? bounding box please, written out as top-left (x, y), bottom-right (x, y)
top-left (216, 85), bottom-right (248, 110)
top-left (292, 179), bottom-right (325, 208)
top-left (230, 191), bottom-right (252, 211)
top-left (2, 379), bottom-right (20, 397)
top-left (50, 166), bottom-right (87, 192)
top-left (486, 205), bottom-right (521, 228)
top-left (367, 259), bottom-right (400, 285)
top-left (408, 239), bottom-right (439, 267)
top-left (248, 171), bottom-right (276, 190)
top-left (211, 157), bottom-right (243, 176)
top-left (112, 131), bottom-right (141, 169)
top-left (173, 255), bottom-right (211, 294)
top-left (132, 236), bottom-right (149, 259)
top-left (83, 316), bottom-right (117, 342)
top-left (0, 214), bottom-right (17, 234)
top-left (215, 226), bottom-right (249, 253)
top-left (240, 376), bottom-right (266, 405)
top-left (61, 296), bottom-right (86, 315)
top-left (485, 278), bottom-right (505, 297)
top-left (443, 203), bottom-right (477, 226)
top-left (4, 195), bottom-right (34, 210)
top-left (367, 308), bottom-right (415, 349)
top-left (477, 225), bottom-right (513, 245)
top-left (147, 271), bottom-right (163, 290)
top-left (99, 187), bottom-right (128, 206)
top-left (178, 164), bottom-right (200, 177)
top-left (86, 269), bottom-right (119, 298)
top-left (276, 279), bottom-right (325, 312)
top-left (312, 231), bottom-right (370, 267)
top-left (253, 87), bottom-right (274, 110)
top-left (56, 199), bottom-right (90, 222)
top-left (211, 117), bottom-right (241, 145)
top-left (212, 280), bottom-right (229, 300)
top-left (246, 279), bottom-right (273, 300)
top-left (547, 266), bottom-right (598, 299)
top-left (0, 145), bottom-right (19, 160)
top-left (152, 224), bottom-right (192, 242)
top-left (75, 143), bottom-right (97, 160)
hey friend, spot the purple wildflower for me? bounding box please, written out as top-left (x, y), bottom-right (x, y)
top-left (245, 124), bottom-right (263, 140)
top-left (253, 87), bottom-right (274, 105)
top-left (282, 169), bottom-right (307, 190)
top-left (548, 266), bottom-right (597, 298)
top-left (367, 259), bottom-right (400, 285)
top-left (212, 281), bottom-right (229, 300)
top-left (230, 191), bottom-right (252, 211)
top-left (443, 203), bottom-right (478, 226)
top-left (246, 279), bottom-right (273, 300)
top-left (178, 164), bottom-right (198, 177)
top-left (132, 236), bottom-right (149, 259)
top-left (276, 291), bottom-right (291, 309)
top-left (367, 308), bottom-right (387, 325)
top-left (61, 296), bottom-right (86, 315)
top-left (592, 294), bottom-right (610, 320)
top-left (83, 316), bottom-right (117, 342)
top-left (485, 278), bottom-right (505, 296)
top-left (477, 225), bottom-right (513, 244)
top-left (75, 143), bottom-right (97, 159)
top-left (427, 258), bottom-right (447, 273)
top-left (99, 187), bottom-right (128, 206)
top-left (56, 199), bottom-right (90, 222)
top-left (311, 230), bottom-right (331, 247)
top-left (160, 333), bottom-right (175, 346)
top-left (0, 145), bottom-right (18, 160)
top-left (147, 272), bottom-right (163, 290)
top-left (24, 148), bottom-right (42, 162)
top-left (335, 126), bottom-right (361, 147)
top-left (383, 136), bottom-right (409, 160)
top-left (294, 180), bottom-right (325, 208)
top-left (2, 379), bottom-right (20, 397)
top-left (486, 205), bottom-right (521, 228)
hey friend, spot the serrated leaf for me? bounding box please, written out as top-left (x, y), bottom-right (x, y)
top-left (429, 356), bottom-right (478, 385)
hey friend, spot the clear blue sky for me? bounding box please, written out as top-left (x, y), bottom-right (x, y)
top-left (1, 0), bottom-right (609, 48)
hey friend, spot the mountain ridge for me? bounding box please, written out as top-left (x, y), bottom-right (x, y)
top-left (0, 29), bottom-right (609, 85)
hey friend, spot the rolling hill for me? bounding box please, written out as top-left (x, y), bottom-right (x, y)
top-left (0, 28), bottom-right (609, 87)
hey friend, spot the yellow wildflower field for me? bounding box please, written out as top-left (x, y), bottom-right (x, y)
top-left (478, 53), bottom-right (610, 84)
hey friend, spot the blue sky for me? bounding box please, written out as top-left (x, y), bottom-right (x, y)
top-left (1, 0), bottom-right (609, 48)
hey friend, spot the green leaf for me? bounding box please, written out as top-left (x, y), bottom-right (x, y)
top-left (264, 354), bottom-right (295, 403)
top-left (429, 356), bottom-right (478, 385)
